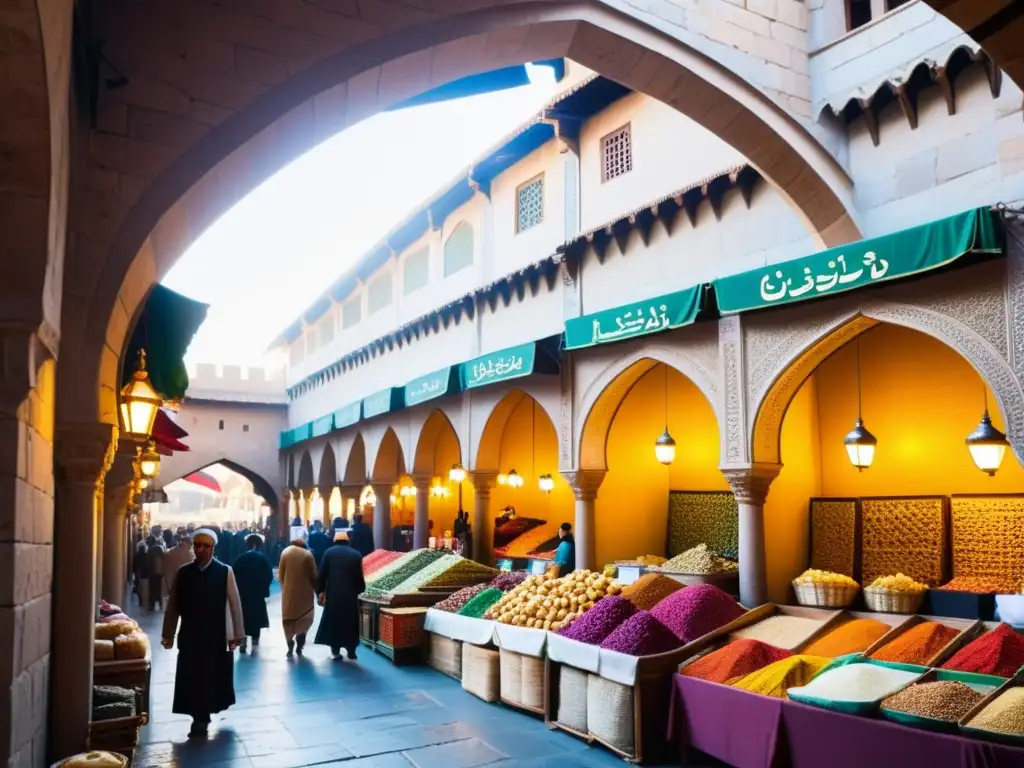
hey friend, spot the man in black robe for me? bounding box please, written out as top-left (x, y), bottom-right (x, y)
top-left (232, 533), bottom-right (273, 653)
top-left (308, 520), bottom-right (331, 567)
top-left (313, 530), bottom-right (365, 659)
top-left (161, 528), bottom-right (244, 738)
top-left (348, 513), bottom-right (374, 557)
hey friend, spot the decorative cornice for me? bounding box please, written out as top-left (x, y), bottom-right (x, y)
top-left (560, 469), bottom-right (606, 501)
top-left (719, 463), bottom-right (781, 505)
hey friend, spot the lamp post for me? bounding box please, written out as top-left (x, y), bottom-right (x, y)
top-left (120, 349), bottom-right (162, 441)
top-left (449, 463), bottom-right (467, 514)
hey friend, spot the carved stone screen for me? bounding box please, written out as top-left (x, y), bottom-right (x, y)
top-left (667, 491), bottom-right (738, 560)
top-left (950, 495), bottom-right (1024, 591)
top-left (860, 497), bottom-right (946, 586)
top-left (809, 499), bottom-right (857, 578)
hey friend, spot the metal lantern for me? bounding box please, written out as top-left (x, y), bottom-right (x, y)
top-left (654, 429), bottom-right (677, 466)
top-left (538, 473), bottom-right (555, 493)
top-left (138, 442), bottom-right (160, 479)
top-left (449, 463), bottom-right (467, 484)
top-left (119, 350), bottom-right (162, 439)
top-left (966, 409), bottom-right (1008, 476)
top-left (844, 418), bottom-right (877, 471)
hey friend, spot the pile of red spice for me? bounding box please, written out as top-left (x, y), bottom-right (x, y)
top-left (942, 623), bottom-right (1024, 678)
top-left (869, 621), bottom-right (960, 666)
top-left (679, 639), bottom-right (793, 684)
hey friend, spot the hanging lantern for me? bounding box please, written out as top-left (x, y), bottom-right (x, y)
top-left (654, 429), bottom-right (676, 466)
top-left (119, 350), bottom-right (162, 440)
top-left (538, 473), bottom-right (555, 493)
top-left (966, 410), bottom-right (1008, 476)
top-left (844, 418), bottom-right (877, 471)
top-left (449, 463), bottom-right (467, 484)
top-left (506, 469), bottom-right (523, 488)
top-left (138, 441), bottom-right (160, 479)
top-left (496, 474), bottom-right (508, 486)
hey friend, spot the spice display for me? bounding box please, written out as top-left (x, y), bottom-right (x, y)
top-left (870, 574), bottom-right (928, 592)
top-left (951, 496), bottom-right (1024, 591)
top-left (558, 596), bottom-right (637, 644)
top-left (489, 571), bottom-right (528, 592)
top-left (484, 570), bottom-right (622, 631)
top-left (600, 611), bottom-right (682, 656)
top-left (667, 491), bottom-right (738, 559)
top-left (793, 569), bottom-right (859, 587)
top-left (942, 623), bottom-right (1024, 678)
top-left (789, 663), bottom-right (921, 703)
top-left (729, 615), bottom-right (826, 650)
top-left (658, 544), bottom-right (738, 574)
top-left (810, 499), bottom-right (857, 577)
top-left (869, 621), bottom-right (960, 665)
top-left (363, 549), bottom-right (419, 584)
top-left (801, 618), bottom-right (891, 658)
top-left (364, 549), bottom-right (447, 596)
top-left (680, 639), bottom-right (792, 684)
top-left (967, 687), bottom-right (1024, 735)
top-left (620, 573), bottom-right (685, 611)
top-left (939, 575), bottom-right (1018, 594)
top-left (457, 588), bottom-right (504, 619)
top-left (650, 583), bottom-right (745, 644)
top-left (881, 681), bottom-right (984, 721)
top-left (433, 583), bottom-right (490, 613)
top-left (731, 654), bottom-right (831, 698)
top-left (387, 554), bottom-right (461, 594)
top-left (423, 557), bottom-right (496, 587)
top-left (493, 516), bottom-right (543, 549)
top-left (861, 497), bottom-right (946, 585)
top-left (362, 550), bottom-right (403, 576)
top-left (495, 523), bottom-right (558, 557)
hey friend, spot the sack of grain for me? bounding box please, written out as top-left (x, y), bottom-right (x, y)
top-left (499, 648), bottom-right (524, 704)
top-left (521, 654), bottom-right (545, 709)
top-left (587, 674), bottom-right (635, 755)
top-left (93, 640), bottom-right (115, 662)
top-left (112, 632), bottom-right (147, 660)
top-left (461, 644), bottom-right (499, 702)
top-left (94, 621), bottom-right (135, 641)
top-left (427, 634), bottom-right (462, 679)
top-left (557, 665), bottom-right (589, 732)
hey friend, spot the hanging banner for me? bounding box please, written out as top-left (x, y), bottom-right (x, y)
top-left (405, 367), bottom-right (460, 407)
top-left (713, 207), bottom-right (1001, 314)
top-left (333, 401), bottom-right (361, 429)
top-left (363, 388), bottom-right (403, 419)
top-left (461, 342), bottom-right (538, 390)
top-left (563, 285), bottom-right (703, 350)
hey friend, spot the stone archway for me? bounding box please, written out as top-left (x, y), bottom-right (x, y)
top-left (475, 389), bottom-right (559, 472)
top-left (296, 449), bottom-right (315, 489)
top-left (370, 426), bottom-right (407, 549)
top-left (318, 442), bottom-right (338, 489)
top-left (164, 457), bottom-right (280, 512)
top-left (413, 409), bottom-right (461, 477)
top-left (343, 433), bottom-right (367, 486)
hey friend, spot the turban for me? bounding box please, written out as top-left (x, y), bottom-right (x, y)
top-left (193, 528), bottom-right (218, 546)
top-left (334, 529), bottom-right (350, 542)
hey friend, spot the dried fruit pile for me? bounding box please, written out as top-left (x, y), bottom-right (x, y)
top-left (423, 557), bottom-right (496, 588)
top-left (729, 615), bottom-right (825, 651)
top-left (363, 549), bottom-right (447, 596)
top-left (939, 575), bottom-right (1018, 594)
top-left (861, 497), bottom-right (945, 586)
top-left (801, 618), bottom-right (891, 658)
top-left (794, 569), bottom-right (859, 587)
top-left (951, 496), bottom-right (1024, 590)
top-left (869, 573), bottom-right (928, 592)
top-left (869, 621), bottom-right (960, 665)
top-left (658, 544), bottom-right (737, 575)
top-left (600, 611), bottom-right (681, 656)
top-left (620, 573), bottom-right (684, 611)
top-left (881, 681), bottom-right (984, 722)
top-left (668, 491), bottom-right (738, 559)
top-left (968, 688), bottom-right (1024, 735)
top-left (362, 550), bottom-right (404, 577)
top-left (650, 584), bottom-right (745, 644)
top-left (489, 571), bottom-right (529, 592)
top-left (942, 623), bottom-right (1024, 678)
top-left (484, 570), bottom-right (622, 631)
top-left (433, 583), bottom-right (490, 613)
top-left (558, 596), bottom-right (637, 645)
top-left (810, 500), bottom-right (857, 577)
top-left (457, 588), bottom-right (504, 619)
top-left (731, 655), bottom-right (831, 698)
top-left (680, 639), bottom-right (792, 684)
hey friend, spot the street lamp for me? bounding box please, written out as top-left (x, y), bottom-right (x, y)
top-left (119, 350), bottom-right (162, 440)
top-left (449, 463), bottom-right (467, 514)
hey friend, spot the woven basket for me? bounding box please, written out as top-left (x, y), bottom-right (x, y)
top-left (557, 666), bottom-right (589, 732)
top-left (462, 644), bottom-right (500, 702)
top-left (792, 580), bottom-right (859, 608)
top-left (521, 654), bottom-right (545, 709)
top-left (587, 674), bottom-right (635, 756)
top-left (499, 648), bottom-right (524, 705)
top-left (863, 586), bottom-right (925, 614)
top-left (427, 634), bottom-right (462, 679)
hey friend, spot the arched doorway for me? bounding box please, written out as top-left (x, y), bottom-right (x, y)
top-left (412, 409), bottom-right (464, 549)
top-left (318, 443), bottom-right (338, 525)
top-left (369, 427), bottom-right (408, 550)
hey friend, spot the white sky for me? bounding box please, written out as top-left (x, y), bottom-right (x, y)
top-left (163, 65), bottom-right (561, 368)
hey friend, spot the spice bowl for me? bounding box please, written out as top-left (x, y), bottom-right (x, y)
top-left (863, 586), bottom-right (925, 615)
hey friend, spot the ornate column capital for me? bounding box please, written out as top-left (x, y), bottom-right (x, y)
top-left (316, 484), bottom-right (335, 498)
top-left (719, 463), bottom-right (782, 505)
top-left (370, 480), bottom-right (393, 496)
top-left (560, 469), bottom-right (606, 502)
top-left (412, 473), bottom-right (433, 490)
top-left (469, 471), bottom-right (497, 492)
top-left (56, 422), bottom-right (118, 488)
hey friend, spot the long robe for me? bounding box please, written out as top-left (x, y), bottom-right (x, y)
top-left (313, 544), bottom-right (365, 652)
top-left (232, 549), bottom-right (273, 636)
top-left (308, 530), bottom-right (330, 568)
top-left (278, 543), bottom-right (317, 640)
top-left (162, 559), bottom-right (244, 718)
top-left (348, 522), bottom-right (374, 557)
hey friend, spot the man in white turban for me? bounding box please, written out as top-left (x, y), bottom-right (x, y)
top-left (161, 528), bottom-right (245, 738)
top-left (278, 525), bottom-right (317, 658)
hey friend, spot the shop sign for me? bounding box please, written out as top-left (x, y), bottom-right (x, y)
top-left (714, 207), bottom-right (1001, 314)
top-left (563, 285), bottom-right (702, 350)
top-left (461, 343), bottom-right (536, 390)
top-left (405, 367), bottom-right (457, 407)
top-left (333, 401), bottom-right (361, 429)
top-left (363, 388), bottom-right (402, 419)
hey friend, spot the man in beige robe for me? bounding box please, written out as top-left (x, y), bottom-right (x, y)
top-left (163, 533), bottom-right (194, 598)
top-left (278, 528), bottom-right (317, 658)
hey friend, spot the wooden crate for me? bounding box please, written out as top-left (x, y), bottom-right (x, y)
top-left (427, 633), bottom-right (462, 679)
top-left (93, 657), bottom-right (152, 720)
top-left (378, 607), bottom-right (427, 649)
top-left (375, 640), bottom-right (424, 666)
top-left (358, 599), bottom-right (380, 649)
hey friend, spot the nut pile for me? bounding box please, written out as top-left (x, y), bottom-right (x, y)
top-left (668, 492), bottom-right (738, 560)
top-left (483, 570), bottom-right (622, 631)
top-left (810, 500), bottom-right (857, 577)
top-left (729, 615), bottom-right (825, 651)
top-left (968, 687), bottom-right (1024, 735)
top-left (794, 569), bottom-right (859, 587)
top-left (433, 583), bottom-right (489, 613)
top-left (951, 496), bottom-right (1024, 590)
top-left (861, 497), bottom-right (945, 586)
top-left (620, 573), bottom-right (685, 611)
top-left (881, 681), bottom-right (984, 722)
top-left (869, 574), bottom-right (928, 592)
top-left (658, 544), bottom-right (738, 575)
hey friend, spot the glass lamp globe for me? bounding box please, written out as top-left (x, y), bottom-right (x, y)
top-left (139, 442), bottom-right (160, 478)
top-left (966, 410), bottom-right (1009, 476)
top-left (507, 470), bottom-right (523, 488)
top-left (538, 473), bottom-right (554, 493)
top-left (449, 463), bottom-right (467, 484)
top-left (844, 418), bottom-right (877, 471)
top-left (119, 350), bottom-right (162, 439)
top-left (654, 429), bottom-right (677, 465)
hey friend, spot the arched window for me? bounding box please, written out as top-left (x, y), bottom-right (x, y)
top-left (444, 222), bottom-right (474, 277)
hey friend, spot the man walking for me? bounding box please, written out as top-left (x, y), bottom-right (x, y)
top-left (348, 513), bottom-right (374, 557)
top-left (147, 534), bottom-right (166, 610)
top-left (161, 528), bottom-right (244, 739)
top-left (163, 533), bottom-right (194, 599)
top-left (278, 528), bottom-right (317, 658)
top-left (314, 530), bottom-right (365, 660)
top-left (233, 533), bottom-right (273, 653)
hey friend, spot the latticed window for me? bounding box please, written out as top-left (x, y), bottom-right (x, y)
top-left (516, 176), bottom-right (544, 233)
top-left (444, 222), bottom-right (474, 276)
top-left (342, 296), bottom-right (361, 329)
top-left (602, 124), bottom-right (632, 182)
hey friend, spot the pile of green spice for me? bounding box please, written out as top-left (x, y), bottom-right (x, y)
top-left (457, 588), bottom-right (504, 619)
top-left (364, 549), bottom-right (446, 596)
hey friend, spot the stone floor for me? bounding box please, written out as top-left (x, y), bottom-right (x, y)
top-left (131, 582), bottom-right (695, 768)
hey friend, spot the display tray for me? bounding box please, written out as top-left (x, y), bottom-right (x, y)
top-left (877, 668), bottom-right (1005, 733)
top-left (921, 589), bottom-right (997, 621)
top-left (959, 670), bottom-right (1024, 747)
top-left (359, 589), bottom-right (456, 608)
top-left (861, 613), bottom-right (982, 667)
top-left (793, 609), bottom-right (912, 656)
top-left (722, 603), bottom-right (845, 651)
top-left (787, 658), bottom-right (928, 717)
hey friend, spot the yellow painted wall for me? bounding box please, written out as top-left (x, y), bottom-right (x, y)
top-left (598, 365), bottom-right (726, 567)
top-left (813, 325), bottom-right (1024, 497)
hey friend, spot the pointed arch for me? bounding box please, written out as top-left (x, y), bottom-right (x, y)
top-left (296, 450), bottom-right (315, 489)
top-left (371, 427), bottom-right (407, 482)
top-left (413, 409), bottom-right (461, 476)
top-left (166, 458), bottom-right (280, 511)
top-left (318, 442), bottom-right (338, 488)
top-left (343, 433), bottom-right (367, 486)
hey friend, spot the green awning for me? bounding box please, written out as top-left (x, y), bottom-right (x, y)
top-left (460, 338), bottom-right (561, 390)
top-left (311, 414), bottom-right (334, 438)
top-left (714, 207), bottom-right (1001, 314)
top-left (563, 285), bottom-right (703, 350)
top-left (405, 367), bottom-right (461, 408)
top-left (279, 422), bottom-right (314, 449)
top-left (333, 401), bottom-right (361, 430)
top-left (363, 388), bottom-right (404, 419)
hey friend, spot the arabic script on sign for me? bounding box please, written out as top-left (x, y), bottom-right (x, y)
top-left (409, 378), bottom-right (443, 400)
top-left (758, 251), bottom-right (890, 303)
top-left (591, 303), bottom-right (670, 344)
top-left (471, 355), bottom-right (524, 385)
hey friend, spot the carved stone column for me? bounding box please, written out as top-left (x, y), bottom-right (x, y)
top-left (102, 456), bottom-right (136, 608)
top-left (470, 472), bottom-right (496, 565)
top-left (720, 463), bottom-right (781, 608)
top-left (52, 422), bottom-right (117, 761)
top-left (371, 482), bottom-right (392, 551)
top-left (560, 470), bottom-right (606, 571)
top-left (412, 474), bottom-right (431, 550)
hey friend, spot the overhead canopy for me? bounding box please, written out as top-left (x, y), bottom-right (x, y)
top-left (460, 336), bottom-right (561, 390)
top-left (333, 401), bottom-right (361, 430)
top-left (405, 367), bottom-right (461, 408)
top-left (363, 388), bottom-right (404, 419)
top-left (184, 471), bottom-right (221, 493)
top-left (713, 206), bottom-right (1002, 315)
top-left (152, 409), bottom-right (190, 455)
top-left (564, 285), bottom-right (705, 350)
top-left (311, 414), bottom-right (334, 438)
top-left (389, 59), bottom-right (567, 110)
top-left (280, 423), bottom-right (313, 450)
top-left (122, 284), bottom-right (209, 400)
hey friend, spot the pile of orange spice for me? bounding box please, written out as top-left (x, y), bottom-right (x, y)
top-left (621, 573), bottom-right (685, 611)
top-left (869, 621), bottom-right (960, 665)
top-left (680, 639), bottom-right (792, 684)
top-left (801, 617), bottom-right (890, 658)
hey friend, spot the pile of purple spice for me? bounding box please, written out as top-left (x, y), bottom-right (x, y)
top-left (601, 611), bottom-right (682, 656)
top-left (489, 571), bottom-right (529, 592)
top-left (650, 584), bottom-right (744, 644)
top-left (558, 596), bottom-right (637, 645)
top-left (433, 583), bottom-right (489, 613)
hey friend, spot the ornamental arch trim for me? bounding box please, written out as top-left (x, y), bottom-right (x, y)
top-left (474, 386), bottom-right (562, 472)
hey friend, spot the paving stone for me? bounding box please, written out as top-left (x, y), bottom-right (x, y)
top-left (403, 737), bottom-right (507, 768)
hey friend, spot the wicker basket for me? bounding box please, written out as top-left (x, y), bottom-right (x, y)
top-left (863, 586), bottom-right (925, 614)
top-left (792, 580), bottom-right (859, 608)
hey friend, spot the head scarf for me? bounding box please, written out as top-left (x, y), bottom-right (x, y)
top-left (193, 528), bottom-right (218, 546)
